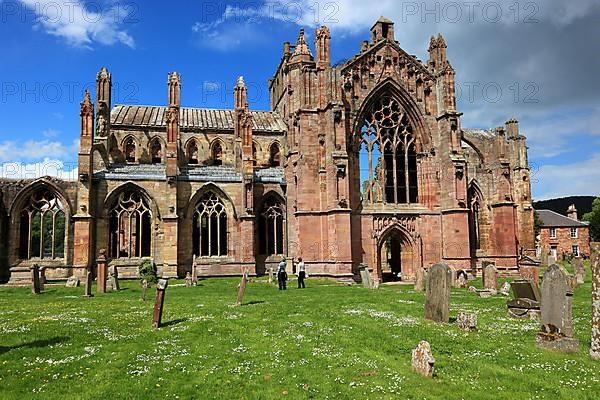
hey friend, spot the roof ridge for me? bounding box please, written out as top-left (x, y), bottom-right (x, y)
top-left (112, 104), bottom-right (278, 114)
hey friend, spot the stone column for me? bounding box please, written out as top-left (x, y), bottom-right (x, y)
top-left (96, 250), bottom-right (107, 294)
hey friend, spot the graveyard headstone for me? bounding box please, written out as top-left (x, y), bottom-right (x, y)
top-left (84, 269), bottom-right (93, 298)
top-left (411, 341), bottom-right (435, 377)
top-left (66, 276), bottom-right (80, 288)
top-left (500, 281), bottom-right (511, 296)
top-left (96, 249), bottom-right (107, 294)
top-left (359, 264), bottom-right (372, 289)
top-left (30, 264), bottom-right (41, 295)
top-left (236, 268), bottom-right (249, 306)
top-left (483, 263), bottom-right (498, 290)
top-left (414, 267), bottom-right (426, 292)
top-left (152, 279), bottom-right (168, 328)
top-left (424, 263), bottom-right (452, 323)
top-left (536, 264), bottom-right (579, 352)
top-left (592, 257), bottom-right (600, 360)
top-left (457, 312), bottom-right (477, 331)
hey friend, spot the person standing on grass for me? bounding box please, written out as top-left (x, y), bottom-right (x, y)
top-left (297, 257), bottom-right (306, 289)
top-left (277, 257), bottom-right (287, 290)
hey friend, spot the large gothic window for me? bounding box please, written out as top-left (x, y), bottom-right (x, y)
top-left (258, 197), bottom-right (284, 256)
top-left (359, 96), bottom-right (418, 204)
top-left (109, 192), bottom-right (152, 258)
top-left (193, 193), bottom-right (228, 257)
top-left (19, 189), bottom-right (66, 260)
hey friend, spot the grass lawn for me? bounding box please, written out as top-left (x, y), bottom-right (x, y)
top-left (1, 265), bottom-right (599, 399)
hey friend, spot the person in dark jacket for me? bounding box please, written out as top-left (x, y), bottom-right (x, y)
top-left (277, 257), bottom-right (287, 290)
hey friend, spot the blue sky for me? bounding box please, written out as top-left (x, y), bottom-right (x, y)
top-left (0, 0), bottom-right (599, 200)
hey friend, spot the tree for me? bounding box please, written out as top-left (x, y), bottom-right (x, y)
top-left (583, 197), bottom-right (600, 241)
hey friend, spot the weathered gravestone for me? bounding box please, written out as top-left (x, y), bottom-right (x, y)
top-left (107, 265), bottom-right (120, 291)
top-left (185, 272), bottom-right (193, 287)
top-left (456, 312), bottom-right (477, 332)
top-left (39, 267), bottom-right (46, 291)
top-left (540, 251), bottom-right (549, 267)
top-left (359, 264), bottom-right (373, 289)
top-left (591, 257), bottom-right (600, 360)
top-left (96, 249), bottom-right (107, 294)
top-left (536, 264), bottom-right (579, 352)
top-left (424, 263), bottom-right (452, 323)
top-left (414, 267), bottom-right (426, 292)
top-left (520, 265), bottom-right (540, 287)
top-left (152, 279), bottom-right (168, 328)
top-left (235, 268), bottom-right (250, 306)
top-left (499, 281), bottom-right (511, 296)
top-left (66, 276), bottom-right (80, 288)
top-left (482, 262), bottom-right (497, 290)
top-left (83, 269), bottom-right (93, 298)
top-left (191, 254), bottom-right (198, 286)
top-left (30, 264), bottom-right (41, 295)
top-left (140, 279), bottom-right (148, 301)
top-left (571, 257), bottom-right (585, 286)
top-left (456, 270), bottom-right (468, 289)
top-left (411, 341), bottom-right (435, 377)
top-left (548, 255), bottom-right (557, 266)
top-left (507, 280), bottom-right (541, 319)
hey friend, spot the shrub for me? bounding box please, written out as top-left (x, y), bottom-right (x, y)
top-left (138, 259), bottom-right (157, 284)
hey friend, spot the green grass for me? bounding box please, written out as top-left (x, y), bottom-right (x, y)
top-left (0, 265), bottom-right (599, 400)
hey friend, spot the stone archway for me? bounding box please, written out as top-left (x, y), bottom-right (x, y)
top-left (376, 226), bottom-right (416, 282)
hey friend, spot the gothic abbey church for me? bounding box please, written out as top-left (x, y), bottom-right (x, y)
top-left (0, 17), bottom-right (535, 283)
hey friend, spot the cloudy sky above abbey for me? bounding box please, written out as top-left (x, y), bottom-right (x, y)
top-left (0, 0), bottom-right (598, 200)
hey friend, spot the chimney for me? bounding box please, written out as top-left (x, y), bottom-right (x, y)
top-left (567, 204), bottom-right (578, 220)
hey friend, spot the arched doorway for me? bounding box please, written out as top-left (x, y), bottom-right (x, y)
top-left (376, 227), bottom-right (415, 282)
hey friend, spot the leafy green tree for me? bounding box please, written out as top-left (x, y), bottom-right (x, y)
top-left (533, 210), bottom-right (542, 237)
top-left (583, 197), bottom-right (600, 241)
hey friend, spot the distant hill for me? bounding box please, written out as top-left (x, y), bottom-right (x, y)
top-left (533, 196), bottom-right (596, 219)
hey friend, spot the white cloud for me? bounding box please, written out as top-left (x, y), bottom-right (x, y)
top-left (42, 128), bottom-right (60, 138)
top-left (532, 153), bottom-right (600, 200)
top-left (0, 138), bottom-right (79, 163)
top-left (0, 158), bottom-right (78, 181)
top-left (18, 0), bottom-right (136, 49)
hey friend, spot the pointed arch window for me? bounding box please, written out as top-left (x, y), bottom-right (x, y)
top-left (19, 189), bottom-right (66, 260)
top-left (188, 140), bottom-right (199, 165)
top-left (269, 143), bottom-right (281, 167)
top-left (125, 138), bottom-right (136, 163)
top-left (193, 192), bottom-right (228, 257)
top-left (252, 143), bottom-right (258, 167)
top-left (468, 185), bottom-right (483, 253)
top-left (258, 197), bottom-right (284, 256)
top-left (150, 139), bottom-right (162, 164)
top-left (358, 96), bottom-right (418, 204)
top-left (109, 192), bottom-right (152, 258)
top-left (212, 142), bottom-right (223, 166)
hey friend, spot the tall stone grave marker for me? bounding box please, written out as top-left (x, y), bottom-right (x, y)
top-left (236, 268), bottom-right (250, 306)
top-left (571, 257), bottom-right (585, 286)
top-left (191, 254), bottom-right (198, 286)
top-left (83, 268), bottom-right (93, 298)
top-left (414, 266), bottom-right (426, 292)
top-left (536, 264), bottom-right (579, 352)
top-left (30, 264), bottom-right (41, 295)
top-left (152, 279), bottom-right (168, 328)
top-left (591, 257), bottom-right (600, 360)
top-left (108, 265), bottom-right (120, 291)
top-left (424, 263), bottom-right (452, 323)
top-left (482, 263), bottom-right (498, 290)
top-left (96, 249), bottom-right (107, 294)
top-left (411, 341), bottom-right (435, 377)
top-left (359, 264), bottom-right (373, 289)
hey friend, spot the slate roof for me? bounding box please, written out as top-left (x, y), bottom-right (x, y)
top-left (93, 165), bottom-right (286, 184)
top-left (110, 105), bottom-right (287, 133)
top-left (537, 210), bottom-right (589, 228)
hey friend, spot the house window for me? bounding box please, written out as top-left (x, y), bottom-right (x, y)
top-left (572, 245), bottom-right (579, 257)
top-left (570, 227), bottom-right (578, 238)
top-left (549, 228), bottom-right (557, 238)
top-left (550, 246), bottom-right (557, 259)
